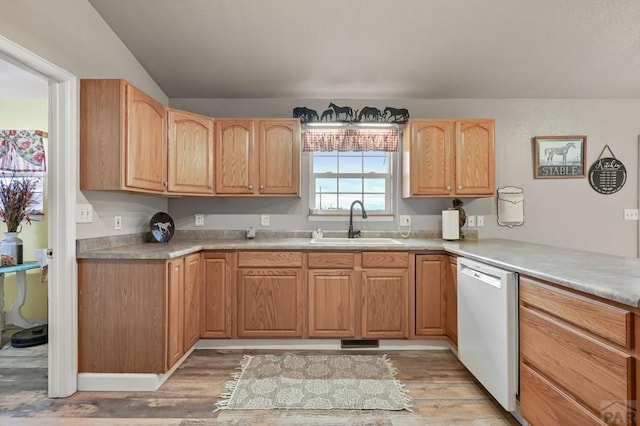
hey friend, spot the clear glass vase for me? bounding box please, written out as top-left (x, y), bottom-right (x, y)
top-left (1, 232), bottom-right (23, 266)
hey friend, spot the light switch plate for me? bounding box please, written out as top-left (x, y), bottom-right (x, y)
top-left (399, 215), bottom-right (411, 226)
top-left (114, 215), bottom-right (122, 230)
top-left (194, 214), bottom-right (205, 227)
top-left (467, 215), bottom-right (476, 227)
top-left (260, 214), bottom-right (270, 226)
top-left (477, 216), bottom-right (484, 227)
top-left (624, 209), bottom-right (639, 220)
top-left (76, 204), bottom-right (93, 223)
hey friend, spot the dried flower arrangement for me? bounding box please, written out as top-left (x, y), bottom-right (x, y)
top-left (0, 175), bottom-right (36, 232)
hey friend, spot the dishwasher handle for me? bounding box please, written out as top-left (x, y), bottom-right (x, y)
top-left (460, 266), bottom-right (502, 289)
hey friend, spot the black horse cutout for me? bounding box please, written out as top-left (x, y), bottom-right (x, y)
top-left (329, 103), bottom-right (354, 121)
top-left (384, 107), bottom-right (409, 123)
top-left (358, 106), bottom-right (383, 122)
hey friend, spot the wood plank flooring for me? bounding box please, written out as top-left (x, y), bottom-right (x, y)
top-left (0, 347), bottom-right (520, 425)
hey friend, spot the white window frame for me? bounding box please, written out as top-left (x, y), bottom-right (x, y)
top-left (309, 151), bottom-right (393, 216)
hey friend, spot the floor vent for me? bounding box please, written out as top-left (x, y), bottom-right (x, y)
top-left (341, 339), bottom-right (379, 349)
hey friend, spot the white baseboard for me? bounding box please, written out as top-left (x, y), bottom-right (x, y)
top-left (77, 347), bottom-right (195, 392)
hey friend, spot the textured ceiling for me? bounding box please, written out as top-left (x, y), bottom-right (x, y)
top-left (89, 0), bottom-right (640, 99)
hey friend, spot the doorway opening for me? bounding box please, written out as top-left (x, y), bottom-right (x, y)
top-left (0, 35), bottom-right (78, 397)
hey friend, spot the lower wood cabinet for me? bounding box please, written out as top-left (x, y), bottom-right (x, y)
top-left (307, 252), bottom-right (409, 339)
top-left (78, 255), bottom-right (199, 374)
top-left (236, 251), bottom-right (304, 337)
top-left (415, 254), bottom-right (447, 336)
top-left (361, 268), bottom-right (408, 338)
top-left (519, 276), bottom-right (635, 425)
top-left (308, 268), bottom-right (357, 337)
top-left (183, 253), bottom-right (202, 348)
top-left (201, 252), bottom-right (232, 338)
top-left (446, 256), bottom-right (458, 346)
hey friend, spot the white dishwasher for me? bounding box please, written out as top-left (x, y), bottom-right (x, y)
top-left (457, 257), bottom-right (518, 412)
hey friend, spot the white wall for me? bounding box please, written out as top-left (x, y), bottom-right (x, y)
top-left (0, 0), bottom-right (169, 239)
top-left (170, 98), bottom-right (639, 257)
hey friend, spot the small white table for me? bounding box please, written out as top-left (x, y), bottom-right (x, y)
top-left (0, 261), bottom-right (44, 330)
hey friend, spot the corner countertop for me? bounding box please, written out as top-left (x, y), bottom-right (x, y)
top-left (77, 236), bottom-right (640, 309)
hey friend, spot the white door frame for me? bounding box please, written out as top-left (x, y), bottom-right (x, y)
top-left (0, 35), bottom-right (78, 397)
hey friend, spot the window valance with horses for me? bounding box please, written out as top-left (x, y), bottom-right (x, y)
top-left (303, 128), bottom-right (399, 152)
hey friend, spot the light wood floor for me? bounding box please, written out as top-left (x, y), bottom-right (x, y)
top-left (0, 345), bottom-right (520, 425)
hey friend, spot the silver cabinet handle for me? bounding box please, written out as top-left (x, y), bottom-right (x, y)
top-left (446, 185), bottom-right (451, 191)
top-left (208, 185), bottom-right (213, 190)
top-left (163, 181), bottom-right (168, 187)
top-left (259, 184), bottom-right (265, 190)
top-left (458, 185), bottom-right (463, 190)
top-left (248, 184), bottom-right (253, 190)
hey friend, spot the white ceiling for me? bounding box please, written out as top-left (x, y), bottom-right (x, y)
top-left (90, 0), bottom-right (640, 99)
top-left (0, 59), bottom-right (48, 99)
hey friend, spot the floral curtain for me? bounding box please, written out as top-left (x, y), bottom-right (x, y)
top-left (0, 130), bottom-right (47, 172)
top-left (0, 130), bottom-right (47, 216)
top-left (303, 128), bottom-right (399, 152)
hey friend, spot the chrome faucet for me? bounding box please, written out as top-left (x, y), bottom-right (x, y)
top-left (348, 200), bottom-right (368, 238)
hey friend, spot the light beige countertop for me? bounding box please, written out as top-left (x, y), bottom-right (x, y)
top-left (76, 234), bottom-right (640, 308)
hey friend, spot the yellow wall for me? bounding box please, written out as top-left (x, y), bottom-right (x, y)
top-left (0, 99), bottom-right (48, 320)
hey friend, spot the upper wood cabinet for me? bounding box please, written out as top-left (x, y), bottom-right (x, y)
top-left (80, 79), bottom-right (167, 193)
top-left (215, 118), bottom-right (301, 196)
top-left (402, 118), bottom-right (495, 197)
top-left (167, 109), bottom-right (215, 194)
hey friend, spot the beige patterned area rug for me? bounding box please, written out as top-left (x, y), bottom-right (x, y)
top-left (215, 353), bottom-right (412, 411)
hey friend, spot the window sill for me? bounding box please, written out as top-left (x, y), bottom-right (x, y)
top-left (308, 215), bottom-right (394, 222)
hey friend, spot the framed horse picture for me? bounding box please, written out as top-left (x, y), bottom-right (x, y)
top-left (533, 135), bottom-right (587, 178)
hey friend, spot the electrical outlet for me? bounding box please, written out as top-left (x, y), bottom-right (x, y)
top-left (76, 204), bottom-right (93, 223)
top-left (624, 209), bottom-right (639, 220)
top-left (477, 215), bottom-right (484, 227)
top-left (194, 214), bottom-right (205, 227)
top-left (260, 214), bottom-right (270, 226)
top-left (467, 215), bottom-right (476, 227)
top-left (399, 215), bottom-right (411, 226)
top-left (114, 215), bottom-right (122, 230)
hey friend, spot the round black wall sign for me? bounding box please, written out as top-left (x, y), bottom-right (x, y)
top-left (588, 157), bottom-right (627, 194)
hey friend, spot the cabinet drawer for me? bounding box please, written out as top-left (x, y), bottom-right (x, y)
top-left (520, 306), bottom-right (633, 415)
top-left (520, 276), bottom-right (632, 348)
top-left (307, 252), bottom-right (354, 269)
top-left (237, 251), bottom-right (302, 268)
top-left (362, 252), bottom-right (409, 268)
top-left (521, 363), bottom-right (607, 426)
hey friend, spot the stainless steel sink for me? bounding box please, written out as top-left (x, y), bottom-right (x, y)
top-left (309, 237), bottom-right (404, 245)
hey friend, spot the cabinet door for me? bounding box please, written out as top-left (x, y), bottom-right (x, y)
top-left (446, 256), bottom-right (458, 346)
top-left (237, 268), bottom-right (304, 337)
top-left (258, 119), bottom-right (301, 195)
top-left (126, 83), bottom-right (167, 191)
top-left (361, 269), bottom-right (408, 338)
top-left (168, 109), bottom-right (214, 194)
top-left (415, 255), bottom-right (447, 336)
top-left (166, 258), bottom-right (185, 370)
top-left (215, 119), bottom-right (255, 194)
top-left (404, 120), bottom-right (453, 196)
top-left (308, 269), bottom-right (356, 337)
top-left (454, 119), bottom-right (495, 195)
top-left (183, 253), bottom-right (201, 350)
top-left (201, 252), bottom-right (232, 338)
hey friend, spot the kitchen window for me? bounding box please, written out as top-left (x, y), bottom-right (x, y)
top-left (309, 150), bottom-right (392, 215)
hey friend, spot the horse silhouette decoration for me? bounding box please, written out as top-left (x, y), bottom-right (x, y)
top-left (293, 104), bottom-right (409, 123)
top-left (545, 142), bottom-right (576, 165)
top-left (328, 103), bottom-right (354, 121)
